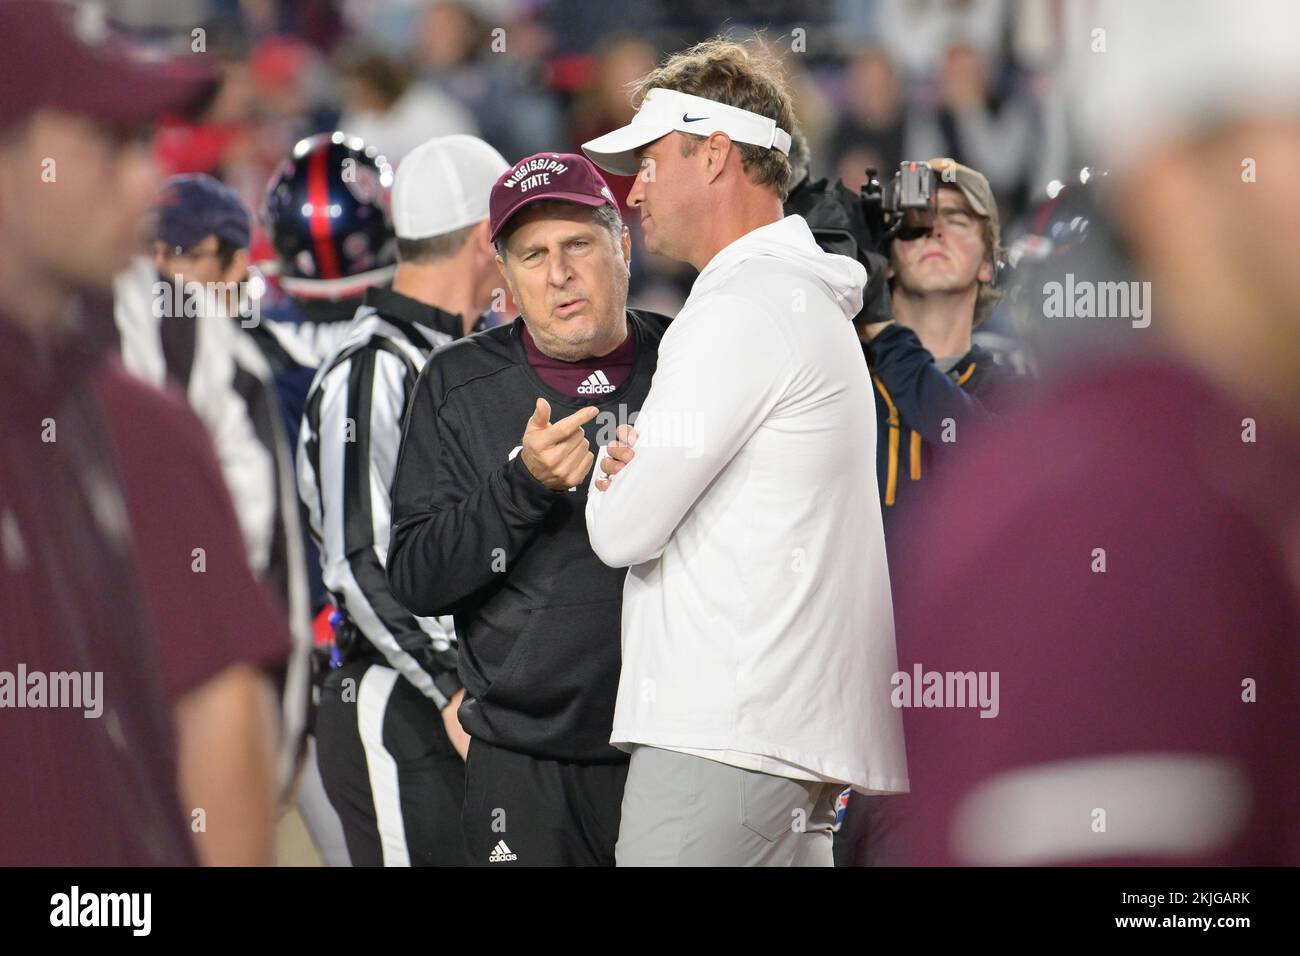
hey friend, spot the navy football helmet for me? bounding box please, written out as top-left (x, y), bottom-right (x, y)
top-left (263, 132), bottom-right (397, 299)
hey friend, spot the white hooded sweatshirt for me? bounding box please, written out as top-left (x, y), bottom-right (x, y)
top-left (586, 214), bottom-right (908, 794)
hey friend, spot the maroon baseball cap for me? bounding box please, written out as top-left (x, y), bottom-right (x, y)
top-left (489, 152), bottom-right (619, 244)
top-left (0, 1), bottom-right (218, 132)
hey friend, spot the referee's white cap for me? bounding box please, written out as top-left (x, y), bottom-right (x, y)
top-left (392, 135), bottom-right (510, 241)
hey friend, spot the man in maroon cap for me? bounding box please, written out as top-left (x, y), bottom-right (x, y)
top-left (386, 153), bottom-right (671, 866)
top-left (0, 0), bottom-right (287, 865)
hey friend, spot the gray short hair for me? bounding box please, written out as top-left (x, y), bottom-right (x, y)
top-left (494, 201), bottom-right (623, 260)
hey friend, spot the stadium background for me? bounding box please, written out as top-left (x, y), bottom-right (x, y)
top-left (120, 0), bottom-right (1075, 343)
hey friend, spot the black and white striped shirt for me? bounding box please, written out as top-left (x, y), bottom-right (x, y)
top-left (297, 286), bottom-right (474, 708)
top-left (113, 257), bottom-right (313, 789)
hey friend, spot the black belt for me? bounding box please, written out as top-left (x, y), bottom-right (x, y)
top-left (333, 619), bottom-right (387, 665)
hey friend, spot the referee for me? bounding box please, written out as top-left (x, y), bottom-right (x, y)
top-left (297, 135), bottom-right (508, 866)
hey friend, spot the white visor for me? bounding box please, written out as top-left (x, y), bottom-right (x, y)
top-left (581, 87), bottom-right (792, 176)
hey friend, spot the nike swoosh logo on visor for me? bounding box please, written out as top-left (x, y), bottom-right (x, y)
top-left (682, 114), bottom-right (708, 122)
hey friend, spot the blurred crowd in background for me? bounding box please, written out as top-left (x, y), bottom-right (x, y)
top-left (108, 0), bottom-right (1075, 321)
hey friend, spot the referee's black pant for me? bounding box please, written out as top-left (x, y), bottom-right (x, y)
top-left (462, 737), bottom-right (627, 867)
top-left (316, 660), bottom-right (467, 866)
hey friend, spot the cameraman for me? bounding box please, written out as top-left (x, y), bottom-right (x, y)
top-left (861, 158), bottom-right (1027, 537)
top-left (859, 161), bottom-right (1028, 868)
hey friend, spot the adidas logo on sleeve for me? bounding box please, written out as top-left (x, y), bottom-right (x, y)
top-left (488, 840), bottom-right (517, 862)
top-left (577, 370), bottom-right (616, 395)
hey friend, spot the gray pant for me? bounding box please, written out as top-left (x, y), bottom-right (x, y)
top-left (615, 746), bottom-right (839, 866)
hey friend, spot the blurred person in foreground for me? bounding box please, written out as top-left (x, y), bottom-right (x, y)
top-left (0, 0), bottom-right (283, 865)
top-left (300, 135), bottom-right (507, 866)
top-left (894, 0), bottom-right (1300, 865)
top-left (582, 38), bottom-right (906, 866)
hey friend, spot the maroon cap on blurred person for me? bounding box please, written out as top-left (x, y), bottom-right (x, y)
top-left (489, 152), bottom-right (620, 243)
top-left (0, 0), bottom-right (217, 132)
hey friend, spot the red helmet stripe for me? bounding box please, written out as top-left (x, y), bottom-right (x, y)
top-left (307, 147), bottom-right (343, 280)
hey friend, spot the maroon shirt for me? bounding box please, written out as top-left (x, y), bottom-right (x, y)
top-left (891, 357), bottom-right (1300, 865)
top-left (520, 321), bottom-right (636, 398)
top-left (0, 307), bottom-right (194, 865)
top-left (99, 362), bottom-right (290, 700)
top-left (0, 303), bottom-right (288, 865)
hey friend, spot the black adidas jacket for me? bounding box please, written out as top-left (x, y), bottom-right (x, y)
top-left (386, 310), bottom-right (670, 763)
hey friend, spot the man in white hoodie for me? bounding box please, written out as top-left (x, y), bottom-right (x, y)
top-left (582, 38), bottom-right (908, 866)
